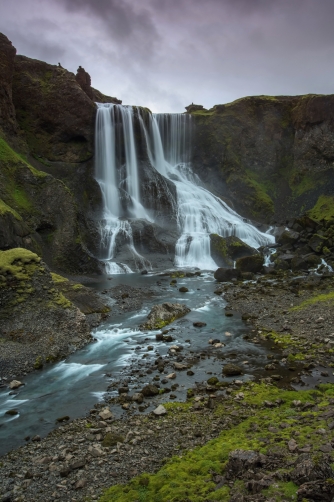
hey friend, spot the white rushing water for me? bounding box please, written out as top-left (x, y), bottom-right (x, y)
top-left (95, 104), bottom-right (151, 273)
top-left (150, 113), bottom-right (275, 268)
top-left (95, 104), bottom-right (275, 272)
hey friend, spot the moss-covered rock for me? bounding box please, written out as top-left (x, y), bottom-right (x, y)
top-left (140, 303), bottom-right (191, 330)
top-left (210, 234), bottom-right (257, 267)
top-left (0, 248), bottom-right (109, 377)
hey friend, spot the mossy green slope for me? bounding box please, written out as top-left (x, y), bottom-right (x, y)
top-left (99, 383), bottom-right (334, 502)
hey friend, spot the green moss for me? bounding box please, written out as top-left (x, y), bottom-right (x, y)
top-left (154, 318), bottom-right (176, 329)
top-left (51, 273), bottom-right (69, 284)
top-left (48, 292), bottom-right (72, 309)
top-left (0, 199), bottom-right (22, 220)
top-left (307, 195), bottom-right (334, 222)
top-left (71, 283), bottom-right (84, 290)
top-left (34, 355), bottom-right (43, 370)
top-left (99, 383), bottom-right (334, 502)
top-left (102, 433), bottom-right (125, 447)
top-left (0, 248), bottom-right (41, 282)
top-left (291, 291), bottom-right (334, 311)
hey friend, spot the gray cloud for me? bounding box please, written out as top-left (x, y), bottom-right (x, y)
top-left (0, 0), bottom-right (334, 112)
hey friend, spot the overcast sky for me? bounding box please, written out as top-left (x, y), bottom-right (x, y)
top-left (1, 0), bottom-right (333, 112)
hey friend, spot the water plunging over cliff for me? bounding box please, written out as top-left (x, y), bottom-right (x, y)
top-left (149, 113), bottom-right (275, 268)
top-left (95, 104), bottom-right (150, 273)
top-left (95, 104), bottom-right (274, 272)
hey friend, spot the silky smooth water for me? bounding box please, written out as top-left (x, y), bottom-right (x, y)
top-left (0, 273), bottom-right (269, 456)
top-left (95, 105), bottom-right (275, 273)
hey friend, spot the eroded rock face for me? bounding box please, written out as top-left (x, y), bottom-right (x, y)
top-left (191, 95), bottom-right (334, 223)
top-left (12, 56), bottom-right (96, 163)
top-left (0, 33), bottom-right (17, 137)
top-left (140, 302), bottom-right (191, 330)
top-left (0, 248), bottom-right (109, 377)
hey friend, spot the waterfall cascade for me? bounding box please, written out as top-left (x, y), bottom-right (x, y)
top-left (95, 104), bottom-right (275, 273)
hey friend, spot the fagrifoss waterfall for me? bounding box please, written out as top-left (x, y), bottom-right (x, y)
top-left (95, 103), bottom-right (274, 272)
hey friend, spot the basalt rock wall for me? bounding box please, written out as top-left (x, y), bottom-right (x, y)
top-left (0, 33), bottom-right (119, 273)
top-left (190, 95), bottom-right (334, 225)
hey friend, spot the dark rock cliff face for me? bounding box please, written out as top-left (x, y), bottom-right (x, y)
top-left (0, 33), bottom-right (120, 273)
top-left (0, 33), bottom-right (17, 138)
top-left (190, 96), bottom-right (334, 224)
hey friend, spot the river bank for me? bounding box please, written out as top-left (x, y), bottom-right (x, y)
top-left (1, 268), bottom-right (334, 501)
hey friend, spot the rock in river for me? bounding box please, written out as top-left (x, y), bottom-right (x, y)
top-left (222, 364), bottom-right (243, 376)
top-left (140, 302), bottom-right (190, 330)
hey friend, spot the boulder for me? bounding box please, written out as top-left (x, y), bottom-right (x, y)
top-left (210, 234), bottom-right (257, 267)
top-left (222, 364), bottom-right (243, 376)
top-left (8, 380), bottom-right (24, 390)
top-left (236, 255), bottom-right (264, 273)
top-left (277, 229), bottom-right (300, 246)
top-left (291, 254), bottom-right (321, 271)
top-left (99, 408), bottom-right (113, 420)
top-left (141, 384), bottom-right (159, 397)
top-left (140, 302), bottom-right (190, 330)
top-left (225, 450), bottom-right (266, 479)
top-left (132, 393), bottom-right (144, 404)
top-left (308, 234), bottom-right (328, 253)
top-left (153, 405), bottom-right (167, 416)
top-left (291, 454), bottom-right (334, 486)
top-left (214, 268), bottom-right (241, 282)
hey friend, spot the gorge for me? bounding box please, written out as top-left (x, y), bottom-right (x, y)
top-left (1, 31), bottom-right (334, 502)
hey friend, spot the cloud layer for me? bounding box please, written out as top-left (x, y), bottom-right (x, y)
top-left (0, 0), bottom-right (333, 112)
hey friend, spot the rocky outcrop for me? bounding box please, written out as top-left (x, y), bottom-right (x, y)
top-left (12, 56), bottom-right (96, 163)
top-left (0, 135), bottom-right (101, 273)
top-left (0, 248), bottom-right (110, 378)
top-left (0, 33), bottom-right (17, 137)
top-left (140, 302), bottom-right (190, 330)
top-left (75, 66), bottom-right (94, 100)
top-left (75, 66), bottom-right (122, 105)
top-left (210, 234), bottom-right (257, 267)
top-left (190, 95), bottom-right (334, 224)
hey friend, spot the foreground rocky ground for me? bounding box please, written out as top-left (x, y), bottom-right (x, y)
top-left (1, 267), bottom-right (334, 501)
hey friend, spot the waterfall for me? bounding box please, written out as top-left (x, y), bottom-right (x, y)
top-left (150, 113), bottom-right (275, 269)
top-left (95, 103), bottom-right (151, 273)
top-left (95, 104), bottom-right (275, 273)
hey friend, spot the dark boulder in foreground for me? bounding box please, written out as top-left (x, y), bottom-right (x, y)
top-left (236, 255), bottom-right (264, 273)
top-left (214, 268), bottom-right (241, 282)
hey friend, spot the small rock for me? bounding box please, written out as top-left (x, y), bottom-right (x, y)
top-left (9, 380), bottom-right (24, 390)
top-left (132, 393), bottom-right (144, 404)
top-left (75, 478), bottom-right (87, 490)
top-left (288, 438), bottom-right (298, 452)
top-left (153, 405), bottom-right (167, 416)
top-left (193, 322), bottom-right (207, 327)
top-left (99, 407), bottom-right (113, 420)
